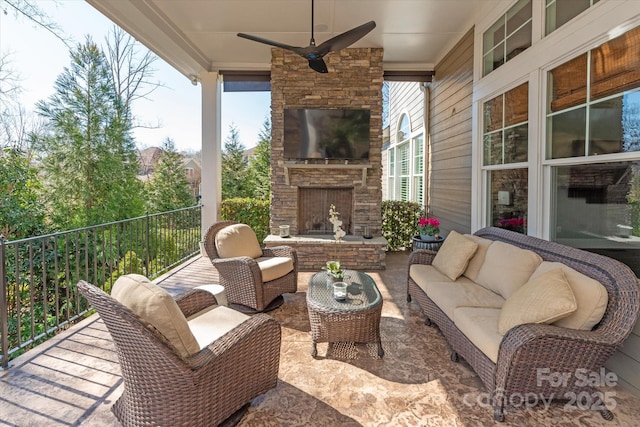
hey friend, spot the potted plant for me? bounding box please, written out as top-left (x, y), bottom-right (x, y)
top-left (322, 260), bottom-right (344, 282)
top-left (417, 216), bottom-right (440, 241)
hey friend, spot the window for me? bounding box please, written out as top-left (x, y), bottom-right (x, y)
top-left (547, 26), bottom-right (640, 159)
top-left (483, 83), bottom-right (529, 234)
top-left (545, 0), bottom-right (599, 35)
top-left (489, 169), bottom-right (528, 234)
top-left (550, 161), bottom-right (640, 275)
top-left (483, 0), bottom-right (532, 76)
top-left (387, 148), bottom-right (395, 199)
top-left (397, 142), bottom-right (410, 201)
top-left (545, 25), bottom-right (640, 274)
top-left (413, 135), bottom-right (424, 205)
top-left (483, 83), bottom-right (529, 165)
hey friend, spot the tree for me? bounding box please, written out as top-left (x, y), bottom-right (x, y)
top-left (146, 138), bottom-right (194, 213)
top-left (34, 37), bottom-right (144, 229)
top-left (248, 116), bottom-right (271, 200)
top-left (221, 123), bottom-right (252, 199)
top-left (0, 147), bottom-right (45, 239)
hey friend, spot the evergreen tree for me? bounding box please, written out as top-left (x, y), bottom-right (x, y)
top-left (221, 123), bottom-right (252, 199)
top-left (34, 37), bottom-right (144, 229)
top-left (146, 138), bottom-right (194, 213)
top-left (249, 116), bottom-right (271, 200)
top-left (0, 147), bottom-right (45, 239)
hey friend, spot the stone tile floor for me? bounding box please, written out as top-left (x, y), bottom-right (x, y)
top-left (1, 252), bottom-right (639, 426)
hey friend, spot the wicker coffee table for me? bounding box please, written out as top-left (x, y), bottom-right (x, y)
top-left (307, 270), bottom-right (384, 358)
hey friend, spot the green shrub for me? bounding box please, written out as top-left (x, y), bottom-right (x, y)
top-left (382, 200), bottom-right (423, 251)
top-left (220, 198), bottom-right (270, 242)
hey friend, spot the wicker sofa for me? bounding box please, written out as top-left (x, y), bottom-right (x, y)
top-left (407, 227), bottom-right (639, 422)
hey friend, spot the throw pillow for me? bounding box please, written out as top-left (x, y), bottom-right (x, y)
top-left (111, 274), bottom-right (200, 358)
top-left (432, 230), bottom-right (479, 281)
top-left (530, 261), bottom-right (608, 330)
top-left (498, 268), bottom-right (577, 335)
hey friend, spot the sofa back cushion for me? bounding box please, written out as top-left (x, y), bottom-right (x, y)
top-left (462, 235), bottom-right (494, 282)
top-left (498, 268), bottom-right (577, 335)
top-left (475, 241), bottom-right (543, 299)
top-left (215, 223), bottom-right (263, 259)
top-left (111, 274), bottom-right (200, 358)
top-left (530, 261), bottom-right (608, 330)
top-left (431, 231), bottom-right (478, 281)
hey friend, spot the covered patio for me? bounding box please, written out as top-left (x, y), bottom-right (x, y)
top-left (2, 252), bottom-right (640, 426)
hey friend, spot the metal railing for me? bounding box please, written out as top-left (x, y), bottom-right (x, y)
top-left (0, 205), bottom-right (202, 368)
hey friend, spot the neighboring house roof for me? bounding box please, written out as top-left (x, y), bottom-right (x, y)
top-left (138, 147), bottom-right (164, 175)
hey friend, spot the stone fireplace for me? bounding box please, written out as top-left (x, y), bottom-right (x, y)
top-left (264, 47), bottom-right (387, 271)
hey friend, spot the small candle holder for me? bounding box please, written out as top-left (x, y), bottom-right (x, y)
top-left (332, 282), bottom-right (348, 301)
top-left (279, 225), bottom-right (290, 238)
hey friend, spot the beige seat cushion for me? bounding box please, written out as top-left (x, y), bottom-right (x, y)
top-left (454, 307), bottom-right (503, 363)
top-left (431, 231), bottom-right (479, 281)
top-left (530, 261), bottom-right (608, 330)
top-left (462, 235), bottom-right (494, 282)
top-left (428, 280), bottom-right (505, 320)
top-left (256, 256), bottom-right (294, 282)
top-left (498, 268), bottom-right (577, 335)
top-left (215, 223), bottom-right (263, 259)
top-left (475, 241), bottom-right (543, 299)
top-left (111, 274), bottom-right (200, 358)
top-left (187, 305), bottom-right (250, 349)
top-left (409, 264), bottom-right (453, 295)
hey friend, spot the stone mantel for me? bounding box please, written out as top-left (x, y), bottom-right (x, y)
top-left (282, 162), bottom-right (372, 186)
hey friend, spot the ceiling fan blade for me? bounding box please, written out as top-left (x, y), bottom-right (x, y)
top-left (308, 58), bottom-right (328, 73)
top-left (315, 21), bottom-right (376, 54)
top-left (237, 32), bottom-right (298, 51)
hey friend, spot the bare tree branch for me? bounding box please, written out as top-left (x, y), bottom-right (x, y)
top-left (2, 0), bottom-right (72, 49)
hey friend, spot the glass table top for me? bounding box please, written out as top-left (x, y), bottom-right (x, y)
top-left (307, 269), bottom-right (381, 311)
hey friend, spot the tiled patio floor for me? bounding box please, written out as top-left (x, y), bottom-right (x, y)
top-left (2, 252), bottom-right (639, 426)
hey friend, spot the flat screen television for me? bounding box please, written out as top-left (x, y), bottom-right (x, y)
top-left (283, 108), bottom-right (370, 160)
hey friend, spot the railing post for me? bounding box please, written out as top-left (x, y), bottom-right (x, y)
top-left (1, 235), bottom-right (9, 369)
top-left (145, 212), bottom-right (150, 274)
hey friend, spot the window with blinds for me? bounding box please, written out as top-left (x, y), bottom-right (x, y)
top-left (547, 25), bottom-right (640, 159)
top-left (413, 135), bottom-right (424, 205)
top-left (483, 82), bottom-right (529, 165)
top-left (398, 142), bottom-right (410, 201)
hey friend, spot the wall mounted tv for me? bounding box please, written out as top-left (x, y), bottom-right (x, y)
top-left (283, 108), bottom-right (370, 160)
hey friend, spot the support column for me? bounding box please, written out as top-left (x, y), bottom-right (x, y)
top-left (200, 72), bottom-right (222, 241)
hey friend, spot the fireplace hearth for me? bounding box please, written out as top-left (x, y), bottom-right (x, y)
top-left (299, 188), bottom-right (353, 235)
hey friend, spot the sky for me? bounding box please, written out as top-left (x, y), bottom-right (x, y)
top-left (0, 0), bottom-right (271, 152)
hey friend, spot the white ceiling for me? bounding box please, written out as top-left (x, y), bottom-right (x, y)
top-left (86, 0), bottom-right (505, 80)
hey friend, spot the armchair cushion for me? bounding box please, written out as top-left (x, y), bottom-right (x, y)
top-left (110, 274), bottom-right (200, 358)
top-left (256, 256), bottom-right (294, 282)
top-left (215, 223), bottom-right (263, 259)
top-left (187, 305), bottom-right (251, 349)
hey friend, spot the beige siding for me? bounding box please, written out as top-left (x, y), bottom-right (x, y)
top-left (429, 28), bottom-right (474, 235)
top-left (608, 315), bottom-right (640, 396)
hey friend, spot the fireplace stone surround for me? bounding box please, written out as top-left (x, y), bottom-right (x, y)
top-left (265, 47), bottom-right (387, 271)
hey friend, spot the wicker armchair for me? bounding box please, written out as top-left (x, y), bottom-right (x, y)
top-left (78, 278), bottom-right (281, 427)
top-left (203, 221), bottom-right (298, 312)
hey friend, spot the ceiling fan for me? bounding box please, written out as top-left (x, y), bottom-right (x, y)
top-left (237, 0), bottom-right (376, 73)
